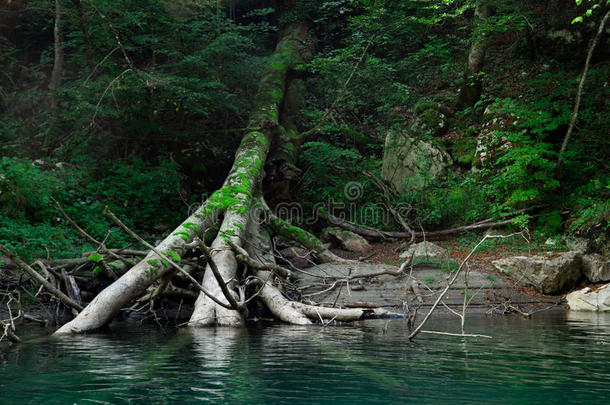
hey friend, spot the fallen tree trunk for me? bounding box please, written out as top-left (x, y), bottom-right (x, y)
top-left (323, 211), bottom-right (520, 240)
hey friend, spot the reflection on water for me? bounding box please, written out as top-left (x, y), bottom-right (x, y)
top-left (1, 312), bottom-right (610, 404)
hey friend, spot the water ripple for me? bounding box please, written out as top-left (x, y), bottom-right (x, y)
top-left (1, 312), bottom-right (610, 404)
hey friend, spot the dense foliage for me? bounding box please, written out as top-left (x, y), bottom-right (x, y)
top-left (0, 0), bottom-right (608, 259)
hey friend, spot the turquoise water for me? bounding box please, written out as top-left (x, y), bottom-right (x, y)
top-left (1, 312), bottom-right (610, 404)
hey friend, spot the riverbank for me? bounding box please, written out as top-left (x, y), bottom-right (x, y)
top-left (312, 238), bottom-right (565, 316)
top-left (1, 234), bottom-right (599, 340)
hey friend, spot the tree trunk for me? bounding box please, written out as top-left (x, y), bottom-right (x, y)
top-left (54, 204), bottom-right (221, 334)
top-left (263, 79), bottom-right (306, 204)
top-left (188, 23), bottom-right (314, 326)
top-left (53, 22), bottom-right (391, 335)
top-left (457, 2), bottom-right (492, 109)
top-left (558, 10), bottom-right (610, 168)
top-left (55, 23), bottom-right (316, 334)
top-left (49, 0), bottom-right (64, 108)
top-left (72, 0), bottom-right (96, 73)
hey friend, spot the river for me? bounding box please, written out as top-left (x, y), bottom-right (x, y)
top-left (1, 311), bottom-right (609, 404)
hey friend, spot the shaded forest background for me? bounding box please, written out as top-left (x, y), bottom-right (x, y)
top-left (0, 0), bottom-right (608, 262)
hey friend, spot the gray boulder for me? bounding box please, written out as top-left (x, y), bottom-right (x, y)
top-left (566, 283), bottom-right (610, 312)
top-left (399, 241), bottom-right (457, 269)
top-left (492, 251), bottom-right (582, 295)
top-left (564, 236), bottom-right (591, 254)
top-left (582, 254), bottom-right (610, 283)
top-left (381, 130), bottom-right (452, 194)
top-left (321, 227), bottom-right (371, 254)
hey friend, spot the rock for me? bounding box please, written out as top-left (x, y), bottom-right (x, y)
top-left (297, 262), bottom-right (558, 310)
top-left (411, 109), bottom-right (449, 138)
top-left (582, 254), bottom-right (610, 283)
top-left (544, 238), bottom-right (558, 247)
top-left (564, 236), bottom-right (591, 254)
top-left (566, 284), bottom-right (610, 312)
top-left (472, 109), bottom-right (515, 172)
top-left (321, 227), bottom-right (371, 254)
top-left (278, 246), bottom-right (316, 269)
top-left (540, 29), bottom-right (586, 61)
top-left (399, 241), bottom-right (457, 269)
top-left (492, 252), bottom-right (582, 295)
top-left (381, 130), bottom-right (452, 194)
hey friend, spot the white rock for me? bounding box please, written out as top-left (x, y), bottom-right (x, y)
top-left (399, 241), bottom-right (456, 268)
top-left (492, 252), bottom-right (582, 295)
top-left (567, 284), bottom-right (610, 312)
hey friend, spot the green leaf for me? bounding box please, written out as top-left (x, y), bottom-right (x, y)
top-left (88, 253), bottom-right (104, 263)
top-left (571, 16), bottom-right (583, 24)
top-left (165, 250), bottom-right (181, 262)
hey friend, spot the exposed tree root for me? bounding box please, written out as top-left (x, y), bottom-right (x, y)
top-left (245, 212), bottom-right (398, 325)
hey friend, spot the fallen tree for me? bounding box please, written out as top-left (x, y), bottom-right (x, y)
top-left (323, 211), bottom-right (525, 240)
top-left (54, 23), bottom-right (393, 335)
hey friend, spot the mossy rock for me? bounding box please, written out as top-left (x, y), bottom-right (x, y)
top-left (321, 226), bottom-right (371, 254)
top-left (451, 136), bottom-right (477, 165)
top-left (411, 108), bottom-right (449, 138)
top-left (381, 129), bottom-right (453, 194)
top-left (414, 101), bottom-right (444, 115)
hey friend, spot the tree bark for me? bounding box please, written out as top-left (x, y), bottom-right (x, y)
top-left (263, 79), bottom-right (306, 204)
top-left (72, 0), bottom-right (96, 73)
top-left (457, 2), bottom-right (492, 109)
top-left (49, 0), bottom-right (64, 108)
top-left (54, 203), bottom-right (220, 334)
top-left (558, 10), bottom-right (610, 168)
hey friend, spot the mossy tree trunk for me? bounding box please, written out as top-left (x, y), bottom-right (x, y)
top-left (49, 0), bottom-right (64, 109)
top-left (187, 23), bottom-right (315, 327)
top-left (457, 2), bottom-right (493, 109)
top-left (56, 22), bottom-right (348, 334)
top-left (263, 79), bottom-right (306, 204)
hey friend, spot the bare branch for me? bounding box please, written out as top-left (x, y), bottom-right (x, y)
top-left (0, 243), bottom-right (84, 312)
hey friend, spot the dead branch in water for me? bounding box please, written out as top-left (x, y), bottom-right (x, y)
top-left (408, 231), bottom-right (527, 340)
top-left (0, 243), bottom-right (84, 312)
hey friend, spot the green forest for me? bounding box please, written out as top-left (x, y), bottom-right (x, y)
top-left (0, 0), bottom-right (609, 336)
